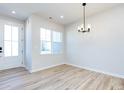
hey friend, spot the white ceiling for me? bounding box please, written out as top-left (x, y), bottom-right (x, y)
top-left (0, 3), bottom-right (121, 25)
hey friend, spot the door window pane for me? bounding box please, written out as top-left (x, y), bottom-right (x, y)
top-left (4, 41), bottom-right (11, 56)
top-left (12, 26), bottom-right (18, 41)
top-left (12, 42), bottom-right (18, 56)
top-left (4, 24), bottom-right (19, 57)
top-left (4, 25), bottom-right (11, 41)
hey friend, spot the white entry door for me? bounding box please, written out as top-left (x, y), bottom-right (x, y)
top-left (0, 21), bottom-right (24, 70)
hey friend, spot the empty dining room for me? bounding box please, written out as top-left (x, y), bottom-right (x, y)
top-left (0, 0), bottom-right (124, 92)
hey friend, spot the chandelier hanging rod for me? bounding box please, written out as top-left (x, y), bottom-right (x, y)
top-left (78, 3), bottom-right (90, 33)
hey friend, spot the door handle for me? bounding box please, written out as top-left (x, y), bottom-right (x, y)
top-left (0, 47), bottom-right (2, 53)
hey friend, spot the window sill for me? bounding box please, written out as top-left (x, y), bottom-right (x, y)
top-left (40, 53), bottom-right (63, 56)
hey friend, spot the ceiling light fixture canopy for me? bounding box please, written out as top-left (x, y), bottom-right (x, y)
top-left (78, 3), bottom-right (91, 33)
top-left (60, 15), bottom-right (64, 19)
top-left (12, 11), bottom-right (16, 14)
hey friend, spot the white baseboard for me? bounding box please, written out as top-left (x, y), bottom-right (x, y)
top-left (23, 62), bottom-right (124, 79)
top-left (0, 64), bottom-right (22, 71)
top-left (30, 63), bottom-right (65, 73)
top-left (66, 63), bottom-right (124, 79)
top-left (24, 65), bottom-right (32, 73)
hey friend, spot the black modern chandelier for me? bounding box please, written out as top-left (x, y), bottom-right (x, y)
top-left (78, 3), bottom-right (91, 33)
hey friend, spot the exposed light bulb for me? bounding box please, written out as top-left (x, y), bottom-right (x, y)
top-left (87, 24), bottom-right (91, 32)
top-left (81, 24), bottom-right (84, 29)
top-left (78, 26), bottom-right (80, 30)
top-left (78, 26), bottom-right (81, 32)
top-left (87, 24), bottom-right (91, 29)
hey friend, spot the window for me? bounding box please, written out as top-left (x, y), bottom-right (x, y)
top-left (52, 31), bottom-right (63, 54)
top-left (40, 28), bottom-right (51, 54)
top-left (40, 28), bottom-right (63, 54)
top-left (4, 24), bottom-right (19, 57)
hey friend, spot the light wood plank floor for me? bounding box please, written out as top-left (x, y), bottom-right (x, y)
top-left (0, 64), bottom-right (124, 90)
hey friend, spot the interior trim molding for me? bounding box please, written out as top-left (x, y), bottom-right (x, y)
top-left (66, 63), bottom-right (124, 79)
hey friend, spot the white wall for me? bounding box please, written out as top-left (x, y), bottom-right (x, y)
top-left (65, 5), bottom-right (124, 78)
top-left (25, 15), bottom-right (65, 72)
top-left (25, 18), bottom-right (32, 71)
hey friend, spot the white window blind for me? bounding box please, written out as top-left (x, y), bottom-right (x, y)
top-left (52, 31), bottom-right (63, 54)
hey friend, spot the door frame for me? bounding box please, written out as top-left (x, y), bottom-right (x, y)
top-left (0, 20), bottom-right (24, 70)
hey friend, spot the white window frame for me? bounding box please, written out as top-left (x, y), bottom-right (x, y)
top-left (40, 28), bottom-right (63, 55)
